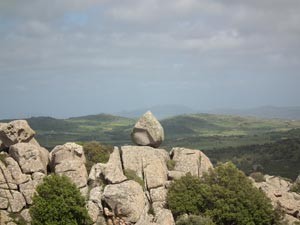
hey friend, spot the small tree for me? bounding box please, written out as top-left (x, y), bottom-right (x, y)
top-left (82, 141), bottom-right (113, 173)
top-left (167, 162), bottom-right (278, 225)
top-left (30, 174), bottom-right (92, 225)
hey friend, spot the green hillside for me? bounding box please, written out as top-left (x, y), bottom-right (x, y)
top-left (204, 129), bottom-right (300, 180)
top-left (2, 113), bottom-right (299, 151)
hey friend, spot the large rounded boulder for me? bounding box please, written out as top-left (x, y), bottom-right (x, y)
top-left (131, 111), bottom-right (164, 148)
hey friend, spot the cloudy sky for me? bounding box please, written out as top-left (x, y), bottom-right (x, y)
top-left (0, 0), bottom-right (300, 119)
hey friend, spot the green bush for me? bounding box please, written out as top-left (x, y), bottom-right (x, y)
top-left (82, 141), bottom-right (113, 173)
top-left (167, 173), bottom-right (209, 217)
top-left (167, 159), bottom-right (176, 170)
top-left (176, 215), bottom-right (215, 225)
top-left (250, 172), bottom-right (266, 182)
top-left (167, 162), bottom-right (278, 225)
top-left (8, 213), bottom-right (27, 225)
top-left (124, 169), bottom-right (145, 189)
top-left (30, 174), bottom-right (92, 225)
top-left (290, 183), bottom-right (300, 193)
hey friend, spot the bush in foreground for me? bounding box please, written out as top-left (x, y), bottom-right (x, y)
top-left (30, 174), bottom-right (92, 225)
top-left (167, 162), bottom-right (278, 225)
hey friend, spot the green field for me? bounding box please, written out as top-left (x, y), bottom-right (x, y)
top-left (2, 113), bottom-right (300, 179)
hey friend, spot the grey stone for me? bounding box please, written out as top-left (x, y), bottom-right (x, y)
top-left (0, 120), bottom-right (35, 147)
top-left (50, 143), bottom-right (88, 188)
top-left (121, 146), bottom-right (168, 189)
top-left (0, 189), bottom-right (26, 212)
top-left (102, 180), bottom-right (145, 223)
top-left (170, 147), bottom-right (213, 177)
top-left (104, 147), bottom-right (127, 184)
top-left (19, 179), bottom-right (41, 204)
top-left (9, 143), bottom-right (48, 174)
top-left (131, 111), bottom-right (164, 148)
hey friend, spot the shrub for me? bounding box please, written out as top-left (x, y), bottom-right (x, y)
top-left (289, 183), bottom-right (300, 193)
top-left (250, 172), bottom-right (266, 182)
top-left (167, 159), bottom-right (176, 170)
top-left (30, 174), bottom-right (92, 225)
top-left (167, 173), bottom-right (209, 217)
top-left (124, 169), bottom-right (145, 189)
top-left (176, 215), bottom-right (215, 225)
top-left (8, 213), bottom-right (27, 225)
top-left (167, 162), bottom-right (278, 225)
top-left (82, 141), bottom-right (113, 173)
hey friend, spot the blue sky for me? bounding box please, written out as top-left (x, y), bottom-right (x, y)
top-left (0, 0), bottom-right (300, 119)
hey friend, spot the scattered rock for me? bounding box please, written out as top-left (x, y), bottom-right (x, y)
top-left (0, 120), bottom-right (35, 147)
top-left (253, 175), bottom-right (300, 220)
top-left (131, 111), bottom-right (164, 148)
top-left (102, 180), bottom-right (146, 223)
top-left (170, 147), bottom-right (213, 177)
top-left (9, 143), bottom-right (48, 174)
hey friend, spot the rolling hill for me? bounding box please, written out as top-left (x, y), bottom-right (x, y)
top-left (2, 113), bottom-right (300, 151)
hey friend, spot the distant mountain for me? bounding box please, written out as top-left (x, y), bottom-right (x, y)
top-left (208, 106), bottom-right (300, 120)
top-left (116, 104), bottom-right (198, 119)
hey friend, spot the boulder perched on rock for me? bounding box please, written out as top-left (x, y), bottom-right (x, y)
top-left (50, 142), bottom-right (88, 188)
top-left (9, 143), bottom-right (49, 174)
top-left (102, 180), bottom-right (146, 223)
top-left (170, 147), bottom-right (213, 178)
top-left (0, 120), bottom-right (35, 147)
top-left (131, 111), bottom-right (164, 148)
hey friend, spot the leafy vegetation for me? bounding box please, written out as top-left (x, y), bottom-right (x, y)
top-left (167, 163), bottom-right (278, 225)
top-left (167, 159), bottom-right (176, 170)
top-left (30, 174), bottom-right (92, 225)
top-left (80, 141), bottom-right (113, 173)
top-left (8, 213), bottom-right (27, 225)
top-left (205, 135), bottom-right (300, 179)
top-left (250, 172), bottom-right (266, 182)
top-left (2, 113), bottom-right (300, 179)
top-left (2, 113), bottom-right (299, 151)
top-left (124, 169), bottom-right (145, 189)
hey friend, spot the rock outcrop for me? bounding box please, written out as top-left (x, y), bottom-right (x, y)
top-left (169, 147), bottom-right (213, 178)
top-left (103, 180), bottom-right (146, 223)
top-left (131, 111), bottom-right (164, 148)
top-left (14, 113), bottom-right (299, 224)
top-left (121, 145), bottom-right (169, 189)
top-left (252, 175), bottom-right (300, 223)
top-left (50, 142), bottom-right (88, 188)
top-left (9, 143), bottom-right (49, 174)
top-left (0, 120), bottom-right (35, 147)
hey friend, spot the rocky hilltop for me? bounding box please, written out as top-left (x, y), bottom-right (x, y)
top-left (0, 111), bottom-right (300, 225)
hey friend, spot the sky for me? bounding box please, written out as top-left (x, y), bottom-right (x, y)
top-left (0, 0), bottom-right (300, 119)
